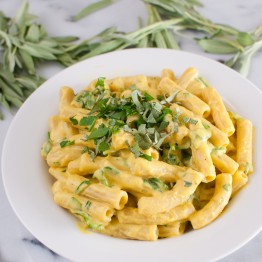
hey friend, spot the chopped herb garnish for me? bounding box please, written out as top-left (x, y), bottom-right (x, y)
top-left (86, 124), bottom-right (109, 140)
top-left (104, 166), bottom-right (120, 175)
top-left (81, 146), bottom-right (96, 160)
top-left (95, 77), bottom-right (106, 87)
top-left (140, 153), bottom-right (153, 161)
top-left (79, 116), bottom-right (96, 129)
top-left (196, 77), bottom-right (209, 87)
top-left (69, 116), bottom-right (78, 125)
top-left (144, 92), bottom-right (154, 101)
top-left (75, 180), bottom-right (91, 194)
top-left (53, 161), bottom-right (61, 166)
top-left (74, 212), bottom-right (102, 230)
top-left (125, 140), bottom-right (152, 161)
top-left (97, 141), bottom-right (110, 152)
top-left (129, 85), bottom-right (137, 91)
top-left (223, 183), bottom-right (231, 191)
top-left (47, 131), bottom-right (51, 140)
top-left (184, 181), bottom-right (192, 187)
top-left (173, 108), bottom-right (182, 132)
top-left (75, 91), bottom-right (95, 109)
top-left (211, 146), bottom-right (226, 155)
top-left (181, 116), bottom-right (198, 125)
top-left (202, 122), bottom-right (210, 129)
top-left (244, 162), bottom-right (252, 175)
top-left (60, 139), bottom-right (75, 148)
top-left (162, 90), bottom-right (180, 104)
top-left (94, 170), bottom-right (110, 187)
top-left (144, 178), bottom-right (169, 192)
top-left (85, 200), bottom-right (92, 209)
top-left (41, 140), bottom-right (52, 157)
top-left (69, 197), bottom-right (82, 210)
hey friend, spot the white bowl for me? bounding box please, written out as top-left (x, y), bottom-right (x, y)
top-left (2, 48), bottom-right (262, 262)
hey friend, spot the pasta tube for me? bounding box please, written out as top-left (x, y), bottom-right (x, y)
top-left (117, 202), bottom-right (195, 225)
top-left (201, 87), bottom-right (235, 136)
top-left (53, 191), bottom-right (114, 223)
top-left (158, 77), bottom-right (210, 117)
top-left (138, 171), bottom-right (204, 215)
top-left (190, 173), bottom-right (232, 229)
top-left (236, 118), bottom-right (253, 174)
top-left (103, 219), bottom-right (158, 241)
top-left (158, 221), bottom-right (186, 238)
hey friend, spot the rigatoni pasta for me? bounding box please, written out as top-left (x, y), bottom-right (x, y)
top-left (41, 67), bottom-right (253, 241)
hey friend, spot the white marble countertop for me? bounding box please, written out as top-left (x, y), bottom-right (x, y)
top-left (0, 0), bottom-right (261, 261)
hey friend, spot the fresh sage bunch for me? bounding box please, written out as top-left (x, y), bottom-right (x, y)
top-left (144, 0), bottom-right (262, 76)
top-left (0, 0), bottom-right (261, 119)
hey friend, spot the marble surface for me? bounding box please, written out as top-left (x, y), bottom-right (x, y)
top-left (0, 0), bottom-right (262, 261)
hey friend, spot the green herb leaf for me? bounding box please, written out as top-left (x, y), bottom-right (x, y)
top-left (69, 197), bottom-right (82, 210)
top-left (244, 162), bottom-right (252, 175)
top-left (198, 38), bottom-right (240, 54)
top-left (223, 183), bottom-right (231, 191)
top-left (71, 0), bottom-right (112, 22)
top-left (60, 139), bottom-right (75, 148)
top-left (202, 122), bottom-right (210, 129)
top-left (97, 141), bottom-right (110, 152)
top-left (81, 146), bottom-right (96, 160)
top-left (181, 115), bottom-right (198, 125)
top-left (69, 116), bottom-right (78, 125)
top-left (86, 125), bottom-right (109, 140)
top-left (184, 181), bottom-right (192, 187)
top-left (75, 91), bottom-right (95, 110)
top-left (237, 32), bottom-right (254, 46)
top-left (75, 180), bottom-right (91, 194)
top-left (79, 116), bottom-right (96, 127)
top-left (96, 77), bottom-right (106, 87)
top-left (144, 178), bottom-right (169, 192)
top-left (140, 153), bottom-right (152, 161)
top-left (104, 166), bottom-right (120, 175)
top-left (144, 92), bottom-right (154, 101)
top-left (85, 200), bottom-right (92, 209)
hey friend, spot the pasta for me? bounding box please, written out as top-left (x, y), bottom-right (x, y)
top-left (41, 67), bottom-right (254, 241)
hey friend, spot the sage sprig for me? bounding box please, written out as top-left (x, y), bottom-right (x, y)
top-left (71, 0), bottom-right (113, 22)
top-left (0, 0), bottom-right (261, 119)
top-left (144, 0), bottom-right (261, 74)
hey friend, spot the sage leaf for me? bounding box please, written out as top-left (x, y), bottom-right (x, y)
top-left (198, 38), bottom-right (240, 54)
top-left (19, 49), bottom-right (35, 74)
top-left (20, 43), bottom-right (57, 60)
top-left (71, 0), bottom-right (112, 22)
top-left (25, 24), bottom-right (40, 43)
top-left (237, 32), bottom-right (254, 47)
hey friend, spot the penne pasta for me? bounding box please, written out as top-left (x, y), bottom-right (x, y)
top-left (42, 70), bottom-right (254, 240)
top-left (190, 173), bottom-right (232, 229)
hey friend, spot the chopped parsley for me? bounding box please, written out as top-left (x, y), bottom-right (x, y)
top-left (69, 116), bottom-right (78, 125)
top-left (60, 139), bottom-right (75, 148)
top-left (79, 116), bottom-right (96, 128)
top-left (75, 90), bottom-right (95, 109)
top-left (85, 124), bottom-right (109, 140)
top-left (144, 178), bottom-right (169, 192)
top-left (96, 77), bottom-right (106, 87)
top-left (71, 78), bottom-right (201, 162)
